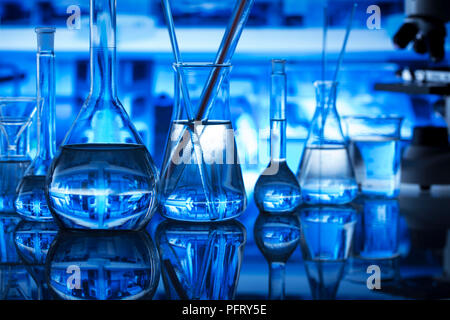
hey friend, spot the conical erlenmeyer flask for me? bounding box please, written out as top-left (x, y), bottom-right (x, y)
top-left (254, 60), bottom-right (301, 213)
top-left (159, 63), bottom-right (247, 222)
top-left (16, 28), bottom-right (56, 222)
top-left (45, 0), bottom-right (158, 230)
top-left (297, 81), bottom-right (357, 205)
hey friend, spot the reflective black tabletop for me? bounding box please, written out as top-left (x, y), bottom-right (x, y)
top-left (1, 197), bottom-right (450, 300)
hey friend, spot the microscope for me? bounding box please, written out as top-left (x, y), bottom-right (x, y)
top-left (376, 0), bottom-right (450, 190)
top-left (393, 0), bottom-right (449, 63)
top-left (381, 0), bottom-right (450, 283)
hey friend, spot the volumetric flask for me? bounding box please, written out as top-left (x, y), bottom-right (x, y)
top-left (16, 28), bottom-right (56, 222)
top-left (297, 81), bottom-right (357, 205)
top-left (254, 60), bottom-right (301, 213)
top-left (159, 63), bottom-right (247, 222)
top-left (0, 97), bottom-right (37, 213)
top-left (45, 0), bottom-right (158, 230)
top-left (343, 116), bottom-right (403, 198)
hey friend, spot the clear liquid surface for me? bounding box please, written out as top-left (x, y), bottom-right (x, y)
top-left (0, 160), bottom-right (30, 213)
top-left (47, 143), bottom-right (158, 230)
top-left (298, 145), bottom-right (357, 205)
top-left (160, 121), bottom-right (246, 222)
top-left (349, 137), bottom-right (400, 198)
top-left (15, 176), bottom-right (52, 222)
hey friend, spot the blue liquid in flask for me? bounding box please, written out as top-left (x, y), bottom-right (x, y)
top-left (254, 60), bottom-right (301, 213)
top-left (45, 0), bottom-right (159, 230)
top-left (160, 120), bottom-right (246, 221)
top-left (47, 144), bottom-right (157, 230)
top-left (16, 176), bottom-right (50, 221)
top-left (297, 81), bottom-right (358, 205)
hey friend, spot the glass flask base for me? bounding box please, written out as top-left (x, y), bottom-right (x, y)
top-left (257, 187), bottom-right (302, 213)
top-left (160, 120), bottom-right (247, 222)
top-left (161, 187), bottom-right (245, 222)
top-left (0, 159), bottom-right (30, 213)
top-left (254, 161), bottom-right (302, 213)
top-left (301, 180), bottom-right (358, 205)
top-left (299, 145), bottom-right (358, 205)
top-left (15, 175), bottom-right (53, 222)
top-left (47, 143), bottom-right (158, 230)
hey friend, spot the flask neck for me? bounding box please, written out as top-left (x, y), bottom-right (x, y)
top-left (270, 62), bottom-right (286, 161)
top-left (269, 261), bottom-right (286, 300)
top-left (89, 0), bottom-right (117, 99)
top-left (173, 63), bottom-right (231, 122)
top-left (315, 82), bottom-right (337, 111)
top-left (36, 51), bottom-right (56, 161)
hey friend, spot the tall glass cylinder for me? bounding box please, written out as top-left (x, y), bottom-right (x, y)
top-left (45, 0), bottom-right (158, 230)
top-left (15, 28), bottom-right (56, 221)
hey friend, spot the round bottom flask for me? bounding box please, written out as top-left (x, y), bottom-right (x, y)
top-left (45, 0), bottom-right (158, 230)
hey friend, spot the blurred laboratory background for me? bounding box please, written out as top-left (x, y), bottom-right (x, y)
top-left (0, 0), bottom-right (447, 197)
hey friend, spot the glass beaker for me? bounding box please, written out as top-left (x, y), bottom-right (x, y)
top-left (16, 28), bottom-right (56, 222)
top-left (0, 97), bottom-right (37, 213)
top-left (159, 63), bottom-right (247, 222)
top-left (297, 81), bottom-right (357, 205)
top-left (45, 0), bottom-right (158, 230)
top-left (254, 60), bottom-right (301, 213)
top-left (343, 116), bottom-right (403, 198)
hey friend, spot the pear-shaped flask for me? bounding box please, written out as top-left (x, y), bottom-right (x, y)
top-left (254, 60), bottom-right (301, 213)
top-left (45, 0), bottom-right (158, 230)
top-left (297, 81), bottom-right (357, 205)
top-left (159, 63), bottom-right (246, 222)
top-left (16, 28), bottom-right (56, 222)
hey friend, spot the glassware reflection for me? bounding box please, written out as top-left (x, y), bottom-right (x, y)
top-left (254, 212), bottom-right (300, 300)
top-left (14, 220), bottom-right (58, 299)
top-left (0, 214), bottom-right (39, 299)
top-left (304, 260), bottom-right (346, 300)
top-left (46, 230), bottom-right (160, 300)
top-left (156, 220), bottom-right (246, 300)
top-left (348, 199), bottom-right (401, 283)
top-left (299, 206), bottom-right (357, 299)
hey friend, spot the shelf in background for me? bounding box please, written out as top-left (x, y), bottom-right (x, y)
top-left (0, 27), bottom-right (437, 62)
